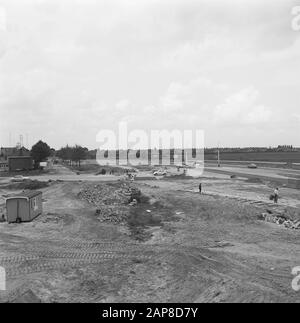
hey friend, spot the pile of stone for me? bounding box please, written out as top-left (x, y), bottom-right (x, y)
top-left (258, 212), bottom-right (300, 230)
top-left (78, 183), bottom-right (142, 224)
top-left (95, 206), bottom-right (128, 224)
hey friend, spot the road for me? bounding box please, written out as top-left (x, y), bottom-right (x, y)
top-left (0, 164), bottom-right (120, 184)
top-left (188, 165), bottom-right (300, 183)
top-left (1, 163), bottom-right (300, 189)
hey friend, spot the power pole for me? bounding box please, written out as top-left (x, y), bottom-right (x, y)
top-left (217, 142), bottom-right (221, 167)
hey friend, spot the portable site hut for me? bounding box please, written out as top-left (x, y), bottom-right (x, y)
top-left (5, 191), bottom-right (43, 223)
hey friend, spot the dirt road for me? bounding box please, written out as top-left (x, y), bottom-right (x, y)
top-left (0, 164), bottom-right (120, 185)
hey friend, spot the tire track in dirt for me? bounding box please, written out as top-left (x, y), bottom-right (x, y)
top-left (25, 238), bottom-right (153, 252)
top-left (0, 238), bottom-right (155, 278)
top-left (2, 252), bottom-right (153, 278)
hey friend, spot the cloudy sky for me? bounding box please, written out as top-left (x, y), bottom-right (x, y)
top-left (0, 0), bottom-right (299, 149)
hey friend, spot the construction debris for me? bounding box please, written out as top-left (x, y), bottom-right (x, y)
top-left (258, 212), bottom-right (300, 229)
top-left (78, 183), bottom-right (143, 224)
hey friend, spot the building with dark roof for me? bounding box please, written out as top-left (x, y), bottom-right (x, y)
top-left (0, 146), bottom-right (30, 161)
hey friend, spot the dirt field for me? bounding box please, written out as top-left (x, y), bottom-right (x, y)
top-left (0, 166), bottom-right (299, 303)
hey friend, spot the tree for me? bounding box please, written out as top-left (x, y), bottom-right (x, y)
top-left (56, 145), bottom-right (87, 167)
top-left (31, 140), bottom-right (51, 168)
top-left (50, 148), bottom-right (56, 157)
top-left (56, 145), bottom-right (73, 164)
top-left (71, 145), bottom-right (87, 167)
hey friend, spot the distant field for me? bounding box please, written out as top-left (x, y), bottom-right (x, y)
top-left (81, 152), bottom-right (300, 169)
top-left (205, 151), bottom-right (300, 163)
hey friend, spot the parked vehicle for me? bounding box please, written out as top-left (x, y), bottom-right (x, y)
top-left (10, 175), bottom-right (29, 182)
top-left (153, 169), bottom-right (167, 176)
top-left (247, 163), bottom-right (258, 169)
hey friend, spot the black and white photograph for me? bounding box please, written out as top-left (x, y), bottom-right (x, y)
top-left (0, 0), bottom-right (300, 306)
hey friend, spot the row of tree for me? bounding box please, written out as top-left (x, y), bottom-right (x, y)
top-left (30, 141), bottom-right (89, 168)
top-left (56, 145), bottom-right (88, 167)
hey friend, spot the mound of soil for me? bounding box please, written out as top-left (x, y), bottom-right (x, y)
top-left (78, 183), bottom-right (145, 224)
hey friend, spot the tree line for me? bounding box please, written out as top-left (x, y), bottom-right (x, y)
top-left (30, 141), bottom-right (91, 168)
top-left (56, 145), bottom-right (89, 167)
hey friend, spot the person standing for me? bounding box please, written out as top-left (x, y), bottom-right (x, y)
top-left (199, 183), bottom-right (202, 194)
top-left (274, 188), bottom-right (279, 203)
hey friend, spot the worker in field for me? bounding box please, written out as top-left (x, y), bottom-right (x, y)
top-left (199, 183), bottom-right (202, 194)
top-left (274, 187), bottom-right (279, 203)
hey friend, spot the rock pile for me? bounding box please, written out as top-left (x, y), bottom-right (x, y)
top-left (78, 183), bottom-right (142, 224)
top-left (258, 212), bottom-right (300, 230)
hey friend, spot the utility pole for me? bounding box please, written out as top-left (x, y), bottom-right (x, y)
top-left (217, 142), bottom-right (221, 167)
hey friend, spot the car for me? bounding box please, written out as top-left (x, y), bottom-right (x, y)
top-left (10, 175), bottom-right (29, 182)
top-left (153, 170), bottom-right (167, 176)
top-left (248, 163), bottom-right (258, 169)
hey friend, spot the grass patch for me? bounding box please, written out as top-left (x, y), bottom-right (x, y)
top-left (3, 180), bottom-right (49, 190)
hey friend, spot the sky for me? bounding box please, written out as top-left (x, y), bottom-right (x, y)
top-left (0, 0), bottom-right (300, 149)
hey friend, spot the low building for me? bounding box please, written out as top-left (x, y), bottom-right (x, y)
top-left (5, 191), bottom-right (43, 223)
top-left (8, 156), bottom-right (33, 172)
top-left (0, 161), bottom-right (8, 172)
top-left (0, 146), bottom-right (30, 160)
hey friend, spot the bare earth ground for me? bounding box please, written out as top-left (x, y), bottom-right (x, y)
top-left (0, 166), bottom-right (299, 303)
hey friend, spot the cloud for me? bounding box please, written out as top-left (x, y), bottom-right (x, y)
top-left (293, 113), bottom-right (300, 122)
top-left (0, 0), bottom-right (299, 148)
top-left (115, 99), bottom-right (130, 112)
top-left (213, 87), bottom-right (272, 126)
top-left (121, 79), bottom-right (274, 135)
top-left (159, 77), bottom-right (226, 114)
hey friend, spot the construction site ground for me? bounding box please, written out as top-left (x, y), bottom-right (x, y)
top-left (0, 165), bottom-right (299, 303)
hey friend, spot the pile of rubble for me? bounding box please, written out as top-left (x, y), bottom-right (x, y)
top-left (258, 212), bottom-right (300, 230)
top-left (78, 183), bottom-right (142, 224)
